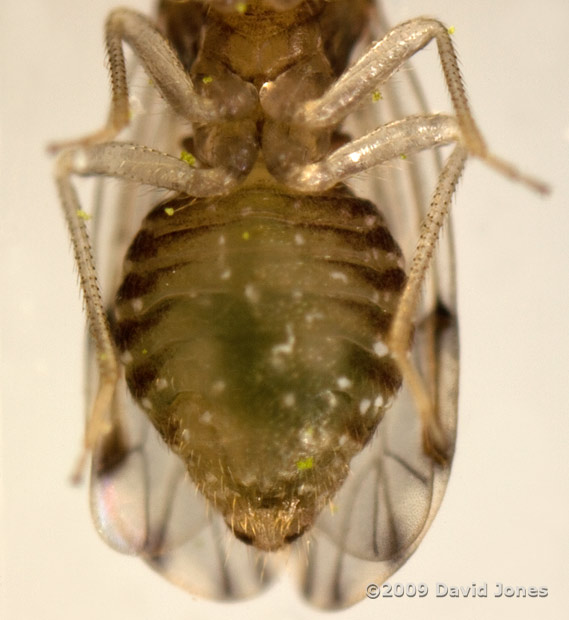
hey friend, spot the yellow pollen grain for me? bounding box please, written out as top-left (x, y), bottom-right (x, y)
top-left (296, 456), bottom-right (314, 471)
top-left (76, 209), bottom-right (91, 221)
top-left (180, 150), bottom-right (196, 166)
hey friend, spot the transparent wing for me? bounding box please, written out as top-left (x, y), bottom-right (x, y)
top-left (84, 53), bottom-right (280, 601)
top-left (295, 0), bottom-right (459, 608)
top-left (89, 374), bottom-right (280, 599)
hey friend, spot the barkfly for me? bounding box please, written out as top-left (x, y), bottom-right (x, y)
top-left (50, 0), bottom-right (548, 609)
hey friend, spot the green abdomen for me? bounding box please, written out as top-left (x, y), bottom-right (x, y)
top-left (112, 182), bottom-right (404, 495)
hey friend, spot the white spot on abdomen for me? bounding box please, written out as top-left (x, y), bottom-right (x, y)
top-left (282, 393), bottom-right (296, 407)
top-left (336, 376), bottom-right (352, 390)
top-left (271, 324), bottom-right (296, 358)
top-left (200, 410), bottom-right (213, 424)
top-left (155, 377), bottom-right (168, 391)
top-left (305, 310), bottom-right (324, 325)
top-left (330, 271), bottom-right (348, 283)
top-left (373, 341), bottom-right (389, 357)
top-left (211, 380), bottom-right (226, 394)
top-left (244, 283), bottom-right (261, 304)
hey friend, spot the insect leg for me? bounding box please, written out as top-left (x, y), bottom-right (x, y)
top-left (48, 8), bottom-right (256, 152)
top-left (281, 113), bottom-right (460, 192)
top-left (387, 144), bottom-right (468, 464)
top-left (59, 142), bottom-right (244, 197)
top-left (262, 18), bottom-right (548, 194)
top-left (54, 153), bottom-right (120, 481)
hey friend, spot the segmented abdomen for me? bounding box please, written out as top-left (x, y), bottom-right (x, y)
top-left (112, 182), bottom-right (405, 472)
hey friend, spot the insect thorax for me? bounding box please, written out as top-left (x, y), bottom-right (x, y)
top-left (112, 178), bottom-right (405, 550)
top-left (158, 0), bottom-right (372, 185)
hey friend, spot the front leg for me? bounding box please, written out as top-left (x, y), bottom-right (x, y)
top-left (262, 20), bottom-right (477, 131)
top-left (49, 8), bottom-right (257, 152)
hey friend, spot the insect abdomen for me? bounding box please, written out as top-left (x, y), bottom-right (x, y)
top-left (112, 181), bottom-right (405, 548)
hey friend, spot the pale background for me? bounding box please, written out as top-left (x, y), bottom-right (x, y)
top-left (2, 1), bottom-right (568, 619)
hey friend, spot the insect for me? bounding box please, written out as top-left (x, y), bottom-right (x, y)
top-left (51, 0), bottom-right (547, 609)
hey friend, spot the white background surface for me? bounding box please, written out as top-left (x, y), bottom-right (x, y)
top-left (2, 1), bottom-right (568, 619)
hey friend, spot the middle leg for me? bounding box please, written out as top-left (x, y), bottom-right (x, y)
top-left (261, 17), bottom-right (548, 193)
